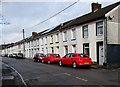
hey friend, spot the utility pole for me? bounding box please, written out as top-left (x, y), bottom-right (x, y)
top-left (22, 29), bottom-right (25, 57)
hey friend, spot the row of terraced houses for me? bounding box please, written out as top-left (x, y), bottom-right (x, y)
top-left (1, 2), bottom-right (120, 65)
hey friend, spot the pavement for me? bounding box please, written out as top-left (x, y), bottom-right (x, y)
top-left (2, 63), bottom-right (26, 87)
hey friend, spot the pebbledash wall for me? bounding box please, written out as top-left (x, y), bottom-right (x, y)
top-left (2, 2), bottom-right (120, 65)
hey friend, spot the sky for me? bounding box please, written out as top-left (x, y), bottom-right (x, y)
top-left (0, 0), bottom-right (119, 44)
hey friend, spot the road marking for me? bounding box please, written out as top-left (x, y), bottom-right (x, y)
top-left (76, 77), bottom-right (88, 82)
top-left (3, 63), bottom-right (27, 87)
top-left (64, 73), bottom-right (71, 76)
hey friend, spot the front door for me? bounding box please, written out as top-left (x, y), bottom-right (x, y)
top-left (99, 44), bottom-right (104, 65)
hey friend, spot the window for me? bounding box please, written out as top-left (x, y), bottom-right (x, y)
top-left (63, 31), bottom-right (67, 41)
top-left (64, 46), bottom-right (68, 54)
top-left (96, 21), bottom-right (103, 36)
top-left (50, 35), bottom-right (53, 44)
top-left (78, 54), bottom-right (89, 57)
top-left (51, 47), bottom-right (54, 53)
top-left (71, 53), bottom-right (76, 57)
top-left (71, 29), bottom-right (76, 40)
top-left (65, 53), bottom-right (71, 58)
top-left (45, 37), bottom-right (47, 45)
top-left (72, 45), bottom-right (76, 53)
top-left (83, 25), bottom-right (88, 38)
top-left (46, 47), bottom-right (48, 53)
top-left (56, 33), bottom-right (59, 43)
top-left (83, 43), bottom-right (89, 56)
top-left (42, 48), bottom-right (44, 53)
top-left (41, 38), bottom-right (43, 46)
top-left (56, 46), bottom-right (59, 54)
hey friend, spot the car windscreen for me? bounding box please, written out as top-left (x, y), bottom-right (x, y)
top-left (35, 53), bottom-right (44, 57)
top-left (78, 54), bottom-right (89, 58)
top-left (52, 54), bottom-right (60, 57)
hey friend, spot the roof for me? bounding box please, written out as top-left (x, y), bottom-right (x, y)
top-left (2, 2), bottom-right (119, 47)
top-left (61, 1), bottom-right (120, 29)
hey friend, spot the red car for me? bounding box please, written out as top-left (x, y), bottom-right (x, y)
top-left (59, 53), bottom-right (92, 68)
top-left (33, 53), bottom-right (45, 62)
top-left (42, 53), bottom-right (61, 64)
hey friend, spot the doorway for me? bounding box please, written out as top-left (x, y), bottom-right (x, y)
top-left (97, 42), bottom-right (104, 65)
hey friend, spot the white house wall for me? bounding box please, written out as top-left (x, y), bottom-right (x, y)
top-left (105, 5), bottom-right (120, 44)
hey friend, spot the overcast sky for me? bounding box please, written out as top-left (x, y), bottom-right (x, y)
top-left (0, 0), bottom-right (119, 44)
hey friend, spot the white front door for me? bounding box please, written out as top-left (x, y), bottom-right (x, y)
top-left (99, 45), bottom-right (104, 65)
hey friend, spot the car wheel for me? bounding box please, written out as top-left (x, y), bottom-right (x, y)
top-left (38, 59), bottom-right (41, 62)
top-left (59, 61), bottom-right (62, 66)
top-left (72, 62), bottom-right (77, 68)
top-left (42, 60), bottom-right (44, 63)
top-left (48, 60), bottom-right (51, 64)
top-left (34, 59), bottom-right (37, 62)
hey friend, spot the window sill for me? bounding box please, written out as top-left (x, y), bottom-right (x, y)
top-left (55, 42), bottom-right (59, 43)
top-left (83, 37), bottom-right (88, 39)
top-left (71, 39), bottom-right (76, 41)
top-left (50, 43), bottom-right (53, 44)
top-left (96, 34), bottom-right (103, 36)
top-left (63, 41), bottom-right (67, 42)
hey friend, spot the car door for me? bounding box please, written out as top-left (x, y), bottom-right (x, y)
top-left (64, 54), bottom-right (71, 65)
top-left (62, 54), bottom-right (69, 65)
top-left (69, 53), bottom-right (76, 65)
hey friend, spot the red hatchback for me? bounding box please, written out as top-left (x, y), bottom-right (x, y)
top-left (59, 53), bottom-right (92, 68)
top-left (33, 53), bottom-right (45, 62)
top-left (42, 53), bottom-right (61, 64)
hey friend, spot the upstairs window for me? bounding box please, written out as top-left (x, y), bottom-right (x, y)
top-left (63, 31), bottom-right (67, 42)
top-left (56, 33), bottom-right (59, 43)
top-left (83, 25), bottom-right (88, 38)
top-left (71, 29), bottom-right (76, 40)
top-left (50, 35), bottom-right (53, 44)
top-left (96, 21), bottom-right (103, 36)
top-left (45, 37), bottom-right (47, 45)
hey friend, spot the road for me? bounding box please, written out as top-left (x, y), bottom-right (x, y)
top-left (1, 57), bottom-right (120, 87)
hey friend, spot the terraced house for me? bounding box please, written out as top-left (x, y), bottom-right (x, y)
top-left (2, 2), bottom-right (120, 65)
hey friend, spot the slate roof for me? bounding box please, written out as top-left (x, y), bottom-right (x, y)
top-left (62, 1), bottom-right (120, 29)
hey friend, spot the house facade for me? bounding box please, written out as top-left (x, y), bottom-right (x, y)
top-left (2, 2), bottom-right (120, 65)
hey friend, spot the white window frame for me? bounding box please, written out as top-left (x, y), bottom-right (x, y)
top-left (96, 21), bottom-right (103, 36)
top-left (63, 31), bottom-right (67, 41)
top-left (45, 37), bottom-right (47, 45)
top-left (71, 29), bottom-right (76, 40)
top-left (50, 35), bottom-right (53, 44)
top-left (56, 33), bottom-right (59, 42)
top-left (83, 25), bottom-right (88, 38)
top-left (72, 45), bottom-right (76, 53)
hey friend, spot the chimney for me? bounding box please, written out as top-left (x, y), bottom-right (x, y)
top-left (91, 3), bottom-right (101, 12)
top-left (32, 32), bottom-right (37, 37)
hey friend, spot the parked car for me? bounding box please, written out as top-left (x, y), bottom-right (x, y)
top-left (33, 53), bottom-right (45, 62)
top-left (8, 53), bottom-right (17, 58)
top-left (42, 53), bottom-right (61, 64)
top-left (59, 53), bottom-right (92, 68)
top-left (1, 54), bottom-right (8, 57)
top-left (16, 53), bottom-right (25, 59)
top-left (9, 54), bottom-right (14, 58)
top-left (12, 53), bottom-right (17, 58)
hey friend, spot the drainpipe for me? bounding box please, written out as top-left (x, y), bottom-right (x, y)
top-left (104, 17), bottom-right (107, 66)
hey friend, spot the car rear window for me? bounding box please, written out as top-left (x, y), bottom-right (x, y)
top-left (78, 54), bottom-right (89, 58)
top-left (52, 54), bottom-right (60, 57)
top-left (35, 53), bottom-right (44, 57)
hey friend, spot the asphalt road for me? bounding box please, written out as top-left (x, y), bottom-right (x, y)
top-left (1, 57), bottom-right (120, 87)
